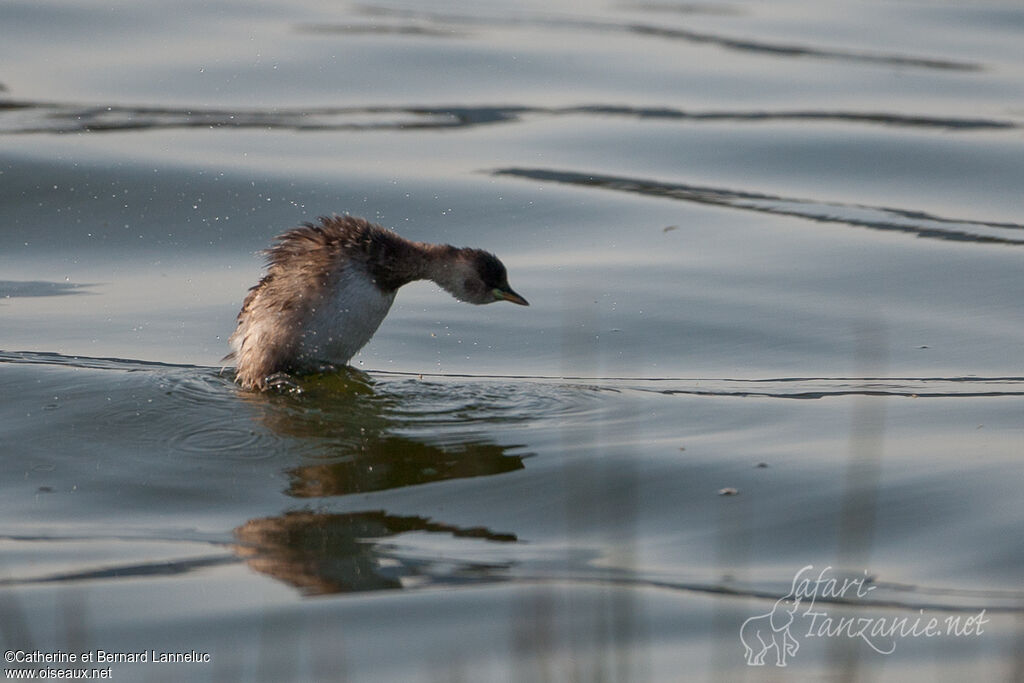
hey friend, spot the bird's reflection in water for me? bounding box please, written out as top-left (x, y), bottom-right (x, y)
top-left (287, 437), bottom-right (524, 496)
top-left (232, 369), bottom-right (526, 595)
top-left (234, 510), bottom-right (517, 595)
top-left (238, 368), bottom-right (387, 443)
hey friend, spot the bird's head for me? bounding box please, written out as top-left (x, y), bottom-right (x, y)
top-left (440, 248), bottom-right (529, 306)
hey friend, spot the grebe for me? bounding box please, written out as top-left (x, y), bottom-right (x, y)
top-left (228, 215), bottom-right (528, 390)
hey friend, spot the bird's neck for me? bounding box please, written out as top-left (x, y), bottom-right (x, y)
top-left (415, 243), bottom-right (465, 295)
top-left (364, 238), bottom-right (464, 294)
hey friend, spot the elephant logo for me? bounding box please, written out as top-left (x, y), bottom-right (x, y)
top-left (739, 592), bottom-right (802, 666)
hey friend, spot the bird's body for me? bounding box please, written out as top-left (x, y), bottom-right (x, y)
top-left (228, 215), bottom-right (527, 390)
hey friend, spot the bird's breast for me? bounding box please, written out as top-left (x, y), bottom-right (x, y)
top-left (296, 267), bottom-right (396, 366)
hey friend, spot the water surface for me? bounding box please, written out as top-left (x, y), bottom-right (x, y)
top-left (2, 0), bottom-right (1023, 680)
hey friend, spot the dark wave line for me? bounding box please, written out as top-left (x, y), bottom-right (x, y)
top-left (0, 101), bottom-right (476, 134)
top-left (353, 5), bottom-right (982, 72)
top-left (6, 540), bottom-right (1015, 614)
top-left (0, 530), bottom-right (231, 545)
top-left (626, 3), bottom-right (742, 17)
top-left (374, 368), bottom-right (1024, 384)
top-left (651, 389), bottom-right (1024, 399)
top-left (625, 22), bottom-right (979, 71)
top-left (0, 100), bottom-right (1014, 135)
top-left (564, 105), bottom-right (1015, 131)
top-left (11, 560), bottom-right (1018, 613)
top-left (0, 280), bottom-right (95, 298)
top-left (4, 351), bottom-right (1023, 400)
top-left (0, 349), bottom-right (202, 371)
top-left (380, 371), bottom-right (1024, 400)
top-left (526, 574), bottom-right (1024, 614)
top-left (492, 167), bottom-right (1024, 246)
top-left (0, 555), bottom-right (237, 587)
top-left (296, 22), bottom-right (467, 38)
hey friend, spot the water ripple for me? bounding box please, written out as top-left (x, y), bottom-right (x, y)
top-left (0, 350), bottom-right (287, 459)
top-left (493, 167), bottom-right (1024, 246)
top-left (0, 280), bottom-right (95, 298)
top-left (5, 352), bottom-right (1018, 402)
top-left (373, 376), bottom-right (612, 426)
top-left (0, 349), bottom-right (196, 372)
top-left (149, 372), bottom-right (289, 459)
top-left (296, 22), bottom-right (468, 38)
top-left (624, 22), bottom-right (979, 71)
top-left (622, 376), bottom-right (1024, 399)
top-left (504, 571), bottom-right (1024, 614)
top-left (628, 3), bottom-right (742, 17)
top-left (1, 100), bottom-right (1013, 135)
top-left (167, 425), bottom-right (267, 455)
top-left (0, 554), bottom-right (237, 587)
top-left (354, 5), bottom-right (982, 71)
top-left (370, 369), bottom-right (1024, 400)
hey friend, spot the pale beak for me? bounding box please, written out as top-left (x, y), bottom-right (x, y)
top-left (495, 287), bottom-right (529, 306)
